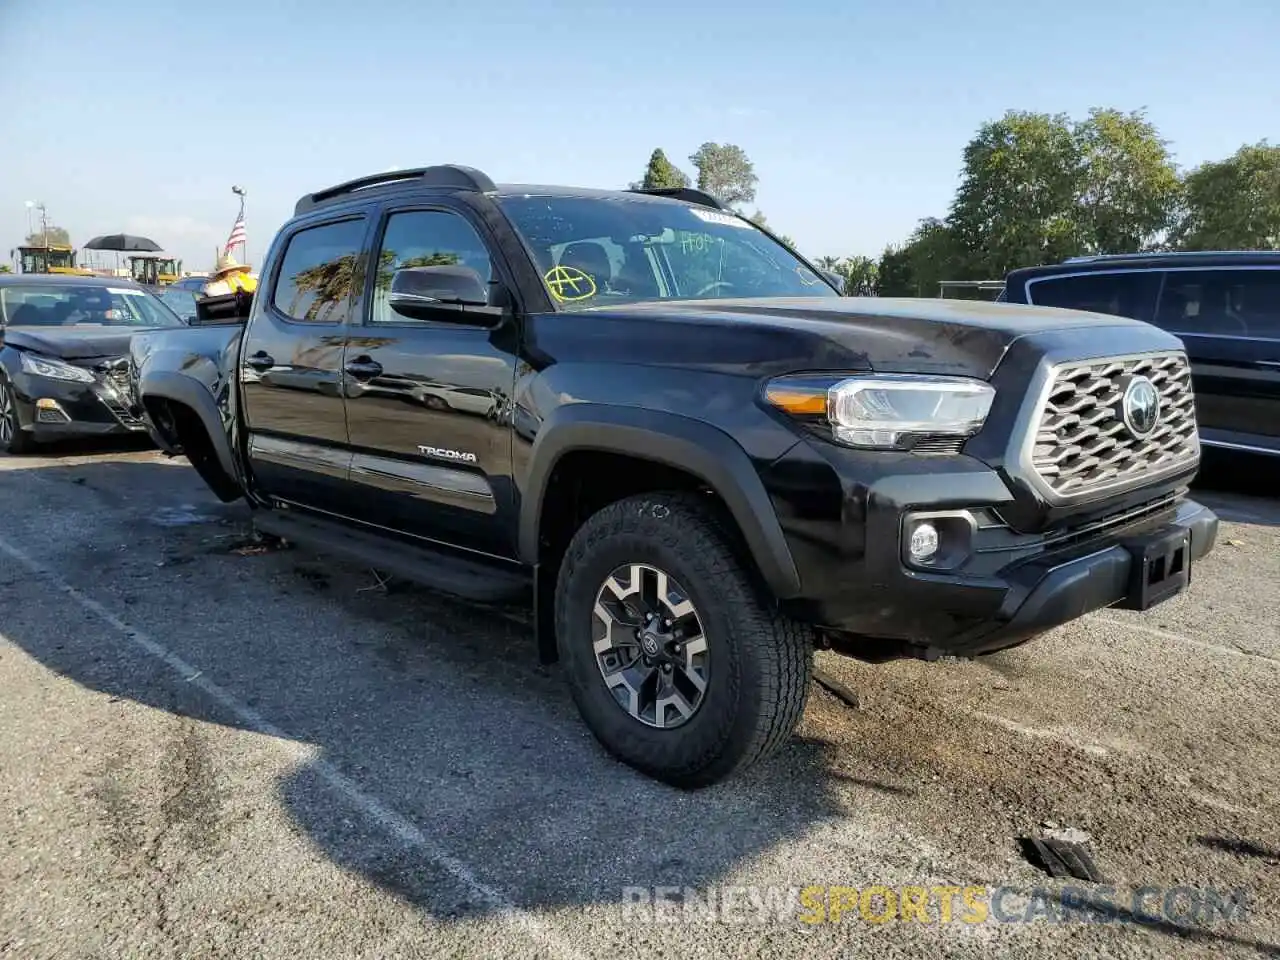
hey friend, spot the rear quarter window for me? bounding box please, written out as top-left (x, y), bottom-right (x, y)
top-left (1025, 271), bottom-right (1161, 322)
top-left (1154, 268), bottom-right (1280, 339)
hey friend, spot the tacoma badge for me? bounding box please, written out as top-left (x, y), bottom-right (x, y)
top-left (417, 445), bottom-right (478, 463)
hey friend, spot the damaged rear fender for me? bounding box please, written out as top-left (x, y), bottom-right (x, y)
top-left (132, 328), bottom-right (245, 501)
top-left (139, 370), bottom-right (243, 501)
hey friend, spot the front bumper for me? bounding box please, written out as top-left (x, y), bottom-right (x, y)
top-left (766, 444), bottom-right (1219, 660)
top-left (10, 370), bottom-right (149, 442)
top-left (937, 497), bottom-right (1217, 656)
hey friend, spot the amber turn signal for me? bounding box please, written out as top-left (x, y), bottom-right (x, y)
top-left (764, 381), bottom-right (830, 417)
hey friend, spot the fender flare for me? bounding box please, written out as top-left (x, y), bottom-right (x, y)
top-left (519, 403), bottom-right (803, 598)
top-left (139, 370), bottom-right (239, 486)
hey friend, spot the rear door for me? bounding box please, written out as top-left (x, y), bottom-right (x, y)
top-left (239, 214), bottom-right (370, 511)
top-left (1150, 267), bottom-right (1280, 457)
top-left (340, 202), bottom-right (518, 559)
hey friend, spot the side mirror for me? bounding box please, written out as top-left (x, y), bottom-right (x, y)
top-left (819, 269), bottom-right (847, 295)
top-left (388, 265), bottom-right (505, 323)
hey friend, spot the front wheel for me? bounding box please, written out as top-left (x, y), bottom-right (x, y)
top-left (0, 379), bottom-right (35, 454)
top-left (555, 492), bottom-right (814, 788)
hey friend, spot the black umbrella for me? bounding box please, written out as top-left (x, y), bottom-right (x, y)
top-left (83, 233), bottom-right (162, 252)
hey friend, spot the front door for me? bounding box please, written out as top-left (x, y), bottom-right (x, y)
top-left (341, 205), bottom-right (518, 558)
top-left (1152, 267), bottom-right (1280, 456)
top-left (240, 214), bottom-right (369, 511)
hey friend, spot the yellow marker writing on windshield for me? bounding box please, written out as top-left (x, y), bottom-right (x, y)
top-left (544, 265), bottom-right (597, 302)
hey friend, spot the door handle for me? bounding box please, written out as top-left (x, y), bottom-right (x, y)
top-left (246, 351), bottom-right (274, 371)
top-left (344, 356), bottom-right (383, 380)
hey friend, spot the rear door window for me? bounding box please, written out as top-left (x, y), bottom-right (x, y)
top-left (1025, 271), bottom-right (1161, 322)
top-left (1154, 269), bottom-right (1280, 340)
top-left (270, 217), bottom-right (367, 324)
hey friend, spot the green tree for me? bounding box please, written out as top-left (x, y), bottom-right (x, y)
top-left (876, 244), bottom-right (915, 296)
top-left (632, 148), bottom-right (691, 190)
top-left (906, 218), bottom-right (976, 295)
top-left (24, 225), bottom-right (72, 247)
top-left (947, 108), bottom-right (1182, 275)
top-left (689, 142), bottom-right (758, 208)
top-left (835, 256), bottom-right (878, 296)
top-left (1175, 141), bottom-right (1280, 250)
top-left (948, 110), bottom-right (1083, 275)
top-left (1075, 107), bottom-right (1182, 253)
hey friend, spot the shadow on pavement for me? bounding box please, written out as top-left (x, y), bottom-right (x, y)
top-left (1, 453), bottom-right (1276, 955)
top-left (1192, 449), bottom-right (1280, 527)
top-left (0, 457), bottom-right (852, 931)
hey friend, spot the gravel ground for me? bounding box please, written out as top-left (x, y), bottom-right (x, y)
top-left (0, 441), bottom-right (1276, 959)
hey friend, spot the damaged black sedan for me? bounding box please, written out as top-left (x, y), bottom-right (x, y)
top-left (0, 275), bottom-right (186, 453)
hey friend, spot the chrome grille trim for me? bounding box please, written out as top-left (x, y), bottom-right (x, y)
top-left (1018, 350), bottom-right (1199, 502)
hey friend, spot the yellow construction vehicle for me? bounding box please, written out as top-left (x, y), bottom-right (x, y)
top-left (127, 253), bottom-right (183, 287)
top-left (14, 243), bottom-right (94, 275)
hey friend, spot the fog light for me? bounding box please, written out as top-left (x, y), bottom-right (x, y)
top-left (35, 399), bottom-right (70, 423)
top-left (908, 522), bottom-right (939, 562)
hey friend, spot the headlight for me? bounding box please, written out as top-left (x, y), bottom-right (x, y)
top-left (20, 353), bottom-right (97, 383)
top-left (764, 373), bottom-right (995, 450)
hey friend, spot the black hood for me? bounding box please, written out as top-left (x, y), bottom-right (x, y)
top-left (1, 325), bottom-right (141, 360)
top-left (560, 296), bottom-right (1165, 379)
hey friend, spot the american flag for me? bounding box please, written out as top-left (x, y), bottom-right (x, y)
top-left (223, 211), bottom-right (246, 255)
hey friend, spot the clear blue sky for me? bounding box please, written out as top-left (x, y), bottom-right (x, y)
top-left (3, 0), bottom-right (1277, 273)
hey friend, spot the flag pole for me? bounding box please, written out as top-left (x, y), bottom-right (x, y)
top-left (232, 184), bottom-right (248, 267)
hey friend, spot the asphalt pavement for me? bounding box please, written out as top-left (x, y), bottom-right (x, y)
top-left (1, 441), bottom-right (1276, 959)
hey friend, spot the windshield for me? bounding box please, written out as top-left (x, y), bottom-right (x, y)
top-left (158, 288), bottom-right (199, 321)
top-left (496, 195), bottom-right (840, 310)
top-left (0, 283), bottom-right (185, 327)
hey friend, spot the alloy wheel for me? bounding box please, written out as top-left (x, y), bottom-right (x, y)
top-left (592, 562), bottom-right (710, 729)
top-left (0, 384), bottom-right (14, 445)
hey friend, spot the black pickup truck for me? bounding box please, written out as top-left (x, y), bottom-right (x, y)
top-left (128, 164), bottom-right (1219, 788)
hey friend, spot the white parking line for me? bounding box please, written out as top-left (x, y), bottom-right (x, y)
top-left (1087, 614), bottom-right (1280, 665)
top-left (0, 533), bottom-right (584, 960)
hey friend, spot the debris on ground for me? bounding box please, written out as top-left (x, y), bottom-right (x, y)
top-left (1019, 832), bottom-right (1107, 882)
top-left (813, 668), bottom-right (860, 709)
top-left (1044, 825), bottom-right (1093, 845)
top-left (357, 570), bottom-right (395, 594)
top-left (217, 531), bottom-right (291, 556)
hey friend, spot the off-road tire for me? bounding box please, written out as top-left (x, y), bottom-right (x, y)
top-left (555, 491), bottom-right (814, 788)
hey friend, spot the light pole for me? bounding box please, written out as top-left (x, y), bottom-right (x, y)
top-left (23, 200), bottom-right (34, 241)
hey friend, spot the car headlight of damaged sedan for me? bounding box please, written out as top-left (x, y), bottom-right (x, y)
top-left (20, 353), bottom-right (97, 384)
top-left (765, 373), bottom-right (995, 450)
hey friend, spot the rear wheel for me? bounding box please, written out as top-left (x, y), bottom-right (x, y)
top-left (0, 379), bottom-right (35, 454)
top-left (555, 491), bottom-right (813, 788)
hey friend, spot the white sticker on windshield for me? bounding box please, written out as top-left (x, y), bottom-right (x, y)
top-left (690, 209), bottom-right (751, 228)
top-left (108, 287), bottom-right (146, 295)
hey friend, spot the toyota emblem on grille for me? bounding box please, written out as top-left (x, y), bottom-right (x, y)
top-left (1120, 375), bottom-right (1161, 438)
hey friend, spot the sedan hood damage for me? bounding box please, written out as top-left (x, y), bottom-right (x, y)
top-left (2, 326), bottom-right (139, 361)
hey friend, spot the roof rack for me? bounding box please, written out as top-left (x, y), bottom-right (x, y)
top-left (625, 186), bottom-right (727, 210)
top-left (1062, 250), bottom-right (1280, 263)
top-left (294, 164), bottom-right (496, 216)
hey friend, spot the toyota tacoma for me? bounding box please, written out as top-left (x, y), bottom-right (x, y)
top-left (128, 165), bottom-right (1219, 788)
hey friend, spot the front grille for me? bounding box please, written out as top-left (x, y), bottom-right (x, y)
top-left (1031, 351), bottom-right (1198, 498)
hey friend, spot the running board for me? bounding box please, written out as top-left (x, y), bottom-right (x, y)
top-left (253, 508), bottom-right (530, 604)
